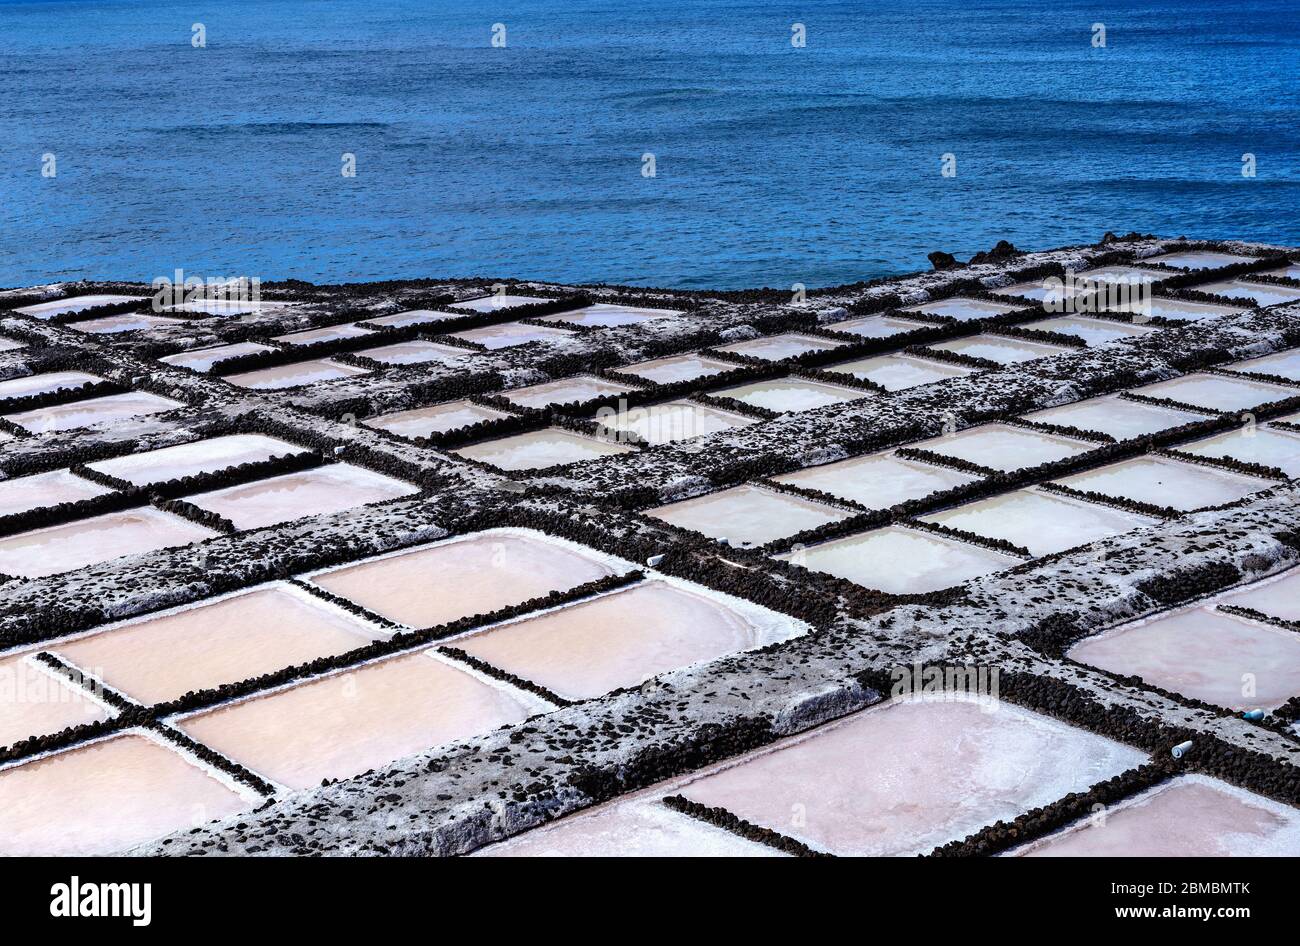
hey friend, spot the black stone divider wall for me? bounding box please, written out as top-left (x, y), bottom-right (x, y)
top-left (437, 646), bottom-right (571, 707)
top-left (150, 721), bottom-right (278, 798)
top-left (153, 496), bottom-right (236, 533)
top-left (0, 379), bottom-right (126, 417)
top-left (44, 299), bottom-right (151, 324)
top-left (0, 488), bottom-right (142, 540)
top-left (1152, 445), bottom-right (1288, 483)
top-left (901, 343), bottom-right (1001, 371)
top-left (901, 516), bottom-right (1033, 559)
top-left (661, 794), bottom-right (832, 857)
top-left (1216, 603), bottom-right (1300, 635)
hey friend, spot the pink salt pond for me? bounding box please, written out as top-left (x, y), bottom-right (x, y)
top-left (595, 400), bottom-right (754, 445)
top-left (676, 698), bottom-right (1143, 856)
top-left (175, 650), bottom-right (539, 790)
top-left (452, 428), bottom-right (634, 470)
top-left (536, 303), bottom-right (679, 328)
top-left (1053, 455), bottom-right (1274, 511)
top-left (899, 297), bottom-right (1021, 321)
top-left (1022, 394), bottom-right (1209, 440)
top-left (501, 375), bottom-right (635, 410)
top-left (185, 463), bottom-right (418, 530)
top-left (1017, 775), bottom-right (1300, 857)
top-left (0, 369), bottom-right (102, 400)
top-left (773, 451), bottom-right (979, 509)
top-left (1219, 567), bottom-right (1300, 623)
top-left (614, 353), bottom-right (734, 385)
top-left (712, 377), bottom-right (867, 413)
top-left (361, 309), bottom-right (461, 329)
top-left (51, 585), bottom-right (387, 704)
top-left (273, 322), bottom-right (373, 346)
top-left (916, 423), bottom-right (1094, 472)
top-left (354, 339), bottom-right (466, 365)
top-left (714, 332), bottom-right (846, 361)
top-left (310, 530), bottom-right (622, 627)
top-left (1018, 316), bottom-right (1157, 346)
top-left (454, 580), bottom-right (802, 701)
top-left (927, 334), bottom-right (1073, 365)
top-left (647, 484), bottom-right (852, 545)
top-left (1174, 426), bottom-right (1300, 477)
top-left (363, 399), bottom-right (513, 439)
top-left (449, 322), bottom-right (577, 350)
top-left (825, 353), bottom-right (977, 390)
top-left (0, 655), bottom-right (112, 749)
top-left (0, 468), bottom-right (110, 517)
top-left (224, 358), bottom-right (369, 390)
top-left (13, 294), bottom-right (145, 319)
top-left (86, 433), bottom-right (309, 486)
top-left (1132, 372), bottom-right (1299, 412)
top-left (0, 507), bottom-right (216, 579)
top-left (160, 341), bottom-right (275, 372)
top-left (829, 315), bottom-right (933, 338)
top-left (4, 391), bottom-right (184, 434)
top-left (451, 293), bottom-right (550, 312)
top-left (0, 733), bottom-right (252, 856)
top-left (71, 313), bottom-right (185, 334)
top-left (1068, 606), bottom-right (1300, 710)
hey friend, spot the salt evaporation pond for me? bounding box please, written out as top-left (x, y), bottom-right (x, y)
top-left (0, 336), bottom-right (26, 352)
top-left (829, 315), bottom-right (933, 338)
top-left (614, 353), bottom-right (733, 385)
top-left (0, 507), bottom-right (216, 579)
top-left (186, 463), bottom-right (418, 529)
top-left (899, 297), bottom-right (1020, 321)
top-left (361, 309), bottom-right (461, 329)
top-left (72, 313), bottom-right (185, 334)
top-left (714, 332), bottom-right (846, 361)
top-left (502, 375), bottom-right (635, 409)
top-left (1019, 316), bottom-right (1157, 346)
top-left (647, 483), bottom-right (852, 545)
top-left (87, 433), bottom-right (309, 486)
top-left (160, 341), bottom-right (274, 372)
top-left (363, 399), bottom-right (512, 439)
top-left (453, 428), bottom-right (634, 470)
top-left (773, 451), bottom-right (979, 509)
top-left (1022, 394), bottom-right (1209, 439)
top-left (354, 339), bottom-right (465, 366)
top-left (1133, 373), bottom-right (1299, 412)
top-left (0, 655), bottom-right (112, 749)
top-left (1144, 250), bottom-right (1258, 269)
top-left (274, 323), bottom-right (371, 346)
top-left (1102, 297), bottom-right (1245, 321)
top-left (0, 370), bottom-right (103, 400)
top-left (0, 468), bottom-right (109, 517)
top-left (713, 377), bottom-right (868, 412)
top-left (928, 334), bottom-right (1072, 365)
top-left (1053, 456), bottom-right (1274, 511)
top-left (537, 303), bottom-right (679, 328)
top-left (450, 322), bottom-right (576, 350)
top-left (1175, 426), bottom-right (1300, 477)
top-left (14, 294), bottom-right (145, 318)
top-left (5, 391), bottom-right (183, 434)
top-left (916, 423), bottom-right (1093, 472)
top-left (1196, 279), bottom-right (1300, 307)
top-left (596, 400), bottom-right (754, 445)
top-left (450, 294), bottom-right (549, 312)
top-left (1226, 347), bottom-right (1300, 382)
top-left (1220, 568), bottom-right (1300, 622)
top-left (825, 353), bottom-right (977, 390)
top-left (224, 359), bottom-right (369, 390)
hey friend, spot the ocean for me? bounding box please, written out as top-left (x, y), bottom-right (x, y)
top-left (1, 0), bottom-right (1296, 289)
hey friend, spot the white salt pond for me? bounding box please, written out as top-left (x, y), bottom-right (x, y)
top-left (537, 303), bottom-right (679, 328)
top-left (1018, 316), bottom-right (1158, 346)
top-left (71, 313), bottom-right (185, 334)
top-left (1267, 262), bottom-right (1300, 280)
top-left (273, 322), bottom-right (373, 346)
top-left (176, 650), bottom-right (538, 791)
top-left (13, 294), bottom-right (145, 319)
top-left (0, 336), bottom-right (26, 352)
top-left (363, 400), bottom-right (513, 439)
top-left (309, 530), bottom-right (622, 628)
top-left (0, 468), bottom-right (110, 517)
top-left (0, 507), bottom-right (216, 579)
top-left (502, 375), bottom-right (635, 410)
top-left (676, 698), bottom-right (1143, 856)
top-left (921, 488), bottom-right (1158, 556)
top-left (361, 309), bottom-right (460, 329)
top-left (453, 428), bottom-right (635, 470)
top-left (449, 322), bottom-right (577, 350)
top-left (1133, 373), bottom-right (1299, 411)
top-left (1226, 347), bottom-right (1300, 382)
top-left (614, 353), bottom-right (734, 385)
top-left (354, 339), bottom-right (466, 366)
top-left (773, 451), bottom-right (980, 509)
top-left (916, 423), bottom-right (1094, 472)
top-left (1142, 250), bottom-right (1257, 269)
top-left (0, 370), bottom-right (102, 400)
top-left (87, 434), bottom-right (309, 486)
top-left (1068, 606), bottom-right (1300, 710)
top-left (928, 334), bottom-right (1072, 365)
top-left (990, 279), bottom-right (1064, 303)
top-left (1102, 297), bottom-right (1245, 321)
top-left (1196, 278), bottom-right (1300, 307)
top-left (224, 358), bottom-right (369, 390)
top-left (647, 483), bottom-right (852, 545)
top-left (450, 294), bottom-right (550, 312)
top-left (1219, 567), bottom-right (1300, 622)
top-left (1022, 394), bottom-right (1210, 439)
top-left (186, 463), bottom-right (417, 530)
top-left (52, 585), bottom-right (386, 704)
top-left (160, 341), bottom-right (274, 372)
top-left (5, 391), bottom-right (184, 434)
top-left (0, 733), bottom-right (252, 856)
top-left (1017, 775), bottom-right (1300, 857)
top-left (164, 298), bottom-right (270, 316)
top-left (777, 525), bottom-right (1021, 594)
top-left (0, 655), bottom-right (112, 749)
top-left (1074, 264), bottom-right (1171, 285)
top-left (713, 377), bottom-right (868, 412)
top-left (1175, 426), bottom-right (1300, 477)
top-left (714, 333), bottom-right (846, 361)
top-left (826, 315), bottom-right (933, 338)
top-left (1054, 455), bottom-right (1274, 511)
top-left (825, 353), bottom-right (977, 391)
top-left (455, 579), bottom-right (802, 701)
top-left (899, 297), bottom-right (1021, 321)
top-left (595, 400), bottom-right (754, 445)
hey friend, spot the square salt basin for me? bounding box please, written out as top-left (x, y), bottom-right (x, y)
top-left (1103, 297), bottom-right (1245, 321)
top-left (677, 698), bottom-right (1143, 857)
top-left (1023, 394), bottom-right (1210, 440)
top-left (450, 293), bottom-right (550, 312)
top-left (310, 530), bottom-right (622, 628)
top-left (773, 451), bottom-right (980, 509)
top-left (921, 488), bottom-right (1158, 556)
top-left (1219, 567), bottom-right (1300, 623)
top-left (647, 484), bottom-right (852, 545)
top-left (52, 585), bottom-right (386, 704)
top-left (927, 334), bottom-right (1073, 365)
top-left (0, 655), bottom-right (112, 749)
top-left (354, 339), bottom-right (465, 366)
top-left (1132, 372), bottom-right (1299, 412)
top-left (1017, 775), bottom-right (1300, 857)
top-left (1142, 250), bottom-right (1258, 270)
top-left (1018, 316), bottom-right (1158, 346)
top-left (363, 400), bottom-right (512, 439)
top-left (361, 309), bottom-right (461, 329)
top-left (449, 322), bottom-right (577, 350)
top-left (899, 297), bottom-right (1021, 321)
top-left (596, 400), bottom-right (755, 445)
top-left (4, 391), bottom-right (184, 434)
top-left (0, 336), bottom-right (26, 352)
top-left (1074, 264), bottom-right (1172, 285)
top-left (0, 733), bottom-right (252, 856)
top-left (1266, 262), bottom-right (1300, 281)
top-left (70, 313), bottom-right (185, 334)
top-left (1068, 606), bottom-right (1300, 711)
top-left (1175, 426), bottom-right (1300, 477)
top-left (0, 369), bottom-right (103, 400)
top-left (0, 507), bottom-right (216, 579)
top-left (501, 375), bottom-right (635, 410)
top-left (176, 650), bottom-right (539, 791)
top-left (160, 341), bottom-right (275, 372)
top-left (224, 358), bottom-right (369, 390)
top-left (1196, 278), bottom-right (1300, 307)
top-left (455, 579), bottom-right (803, 701)
top-left (86, 433), bottom-right (309, 486)
top-left (185, 464), bottom-right (418, 530)
top-left (825, 353), bottom-right (978, 391)
top-left (714, 332), bottom-right (846, 361)
top-left (452, 428), bottom-right (634, 470)
top-left (777, 525), bottom-right (1022, 594)
top-left (916, 423), bottom-right (1094, 472)
top-left (1225, 347), bottom-right (1300, 382)
top-left (536, 303), bottom-right (680, 329)
top-left (273, 322), bottom-right (372, 346)
top-left (13, 294), bottom-right (145, 319)
top-left (0, 468), bottom-right (110, 517)
top-left (829, 315), bottom-right (934, 338)
top-left (713, 377), bottom-right (868, 413)
top-left (1053, 456), bottom-right (1274, 511)
top-left (163, 298), bottom-right (269, 316)
top-left (614, 353), bottom-right (734, 385)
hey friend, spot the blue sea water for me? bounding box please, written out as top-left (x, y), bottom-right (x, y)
top-left (0, 0), bottom-right (1296, 289)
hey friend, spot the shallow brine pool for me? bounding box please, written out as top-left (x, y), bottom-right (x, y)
top-left (1131, 373), bottom-right (1299, 412)
top-left (595, 399), bottom-right (754, 445)
top-left (1102, 297), bottom-right (1245, 321)
top-left (915, 423), bottom-right (1094, 472)
top-left (614, 353), bottom-right (734, 385)
top-left (647, 483), bottom-right (852, 545)
top-left (71, 313), bottom-right (185, 334)
top-left (360, 309), bottom-right (460, 329)
top-left (0, 655), bottom-right (113, 750)
top-left (1195, 279), bottom-right (1300, 307)
top-left (1022, 394), bottom-right (1210, 440)
top-left (363, 400), bottom-right (512, 439)
top-left (899, 297), bottom-right (1021, 321)
top-left (927, 334), bottom-right (1073, 365)
top-left (714, 332), bottom-right (846, 361)
top-left (160, 341), bottom-right (275, 372)
top-left (450, 294), bottom-right (549, 312)
top-left (354, 339), bottom-right (466, 366)
top-left (711, 377), bottom-right (868, 412)
top-left (824, 353), bottom-right (977, 391)
top-left (773, 451), bottom-right (980, 509)
top-left (537, 303), bottom-right (679, 328)
top-left (1142, 250), bottom-right (1258, 269)
top-left (0, 370), bottom-right (103, 400)
top-left (1225, 347), bottom-right (1300, 383)
top-left (13, 294), bottom-right (145, 319)
top-left (0, 468), bottom-right (110, 517)
top-left (87, 433), bottom-right (309, 486)
top-left (501, 375), bottom-right (635, 410)
top-left (4, 391), bottom-right (184, 434)
top-left (1053, 455), bottom-right (1274, 511)
top-left (224, 359), bottom-right (369, 390)
top-left (273, 323), bottom-right (372, 346)
top-left (1018, 316), bottom-right (1157, 346)
top-left (452, 428), bottom-right (634, 470)
top-left (449, 322), bottom-right (576, 350)
top-left (1174, 426), bottom-right (1300, 477)
top-left (828, 315), bottom-right (934, 338)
